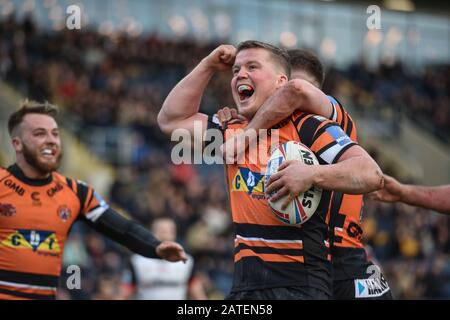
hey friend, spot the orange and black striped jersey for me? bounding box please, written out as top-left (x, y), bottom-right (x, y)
top-left (326, 95), bottom-right (372, 280)
top-left (0, 164), bottom-right (108, 300)
top-left (209, 110), bottom-right (357, 293)
top-left (328, 95), bottom-right (357, 142)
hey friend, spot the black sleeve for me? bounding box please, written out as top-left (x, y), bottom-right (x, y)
top-left (204, 115), bottom-right (225, 151)
top-left (207, 114), bottom-right (224, 131)
top-left (295, 115), bottom-right (324, 148)
top-left (83, 208), bottom-right (162, 258)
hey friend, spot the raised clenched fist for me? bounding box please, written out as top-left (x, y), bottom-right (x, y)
top-left (203, 45), bottom-right (237, 72)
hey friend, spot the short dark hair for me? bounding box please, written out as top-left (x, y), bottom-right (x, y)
top-left (8, 99), bottom-right (59, 136)
top-left (288, 49), bottom-right (324, 87)
top-left (237, 40), bottom-right (291, 78)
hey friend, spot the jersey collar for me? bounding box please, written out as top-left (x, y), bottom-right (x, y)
top-left (7, 163), bottom-right (53, 186)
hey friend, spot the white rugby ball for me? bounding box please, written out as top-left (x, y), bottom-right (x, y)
top-left (265, 141), bottom-right (323, 226)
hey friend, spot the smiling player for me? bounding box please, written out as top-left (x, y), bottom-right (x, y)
top-left (0, 100), bottom-right (187, 300)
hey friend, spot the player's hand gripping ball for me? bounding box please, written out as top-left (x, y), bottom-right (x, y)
top-left (265, 141), bottom-right (323, 226)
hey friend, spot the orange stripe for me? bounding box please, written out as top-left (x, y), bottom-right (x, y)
top-left (235, 249), bottom-right (304, 263)
top-left (343, 111), bottom-right (349, 133)
top-left (72, 179), bottom-right (78, 193)
top-left (337, 107), bottom-right (343, 125)
top-left (235, 238), bottom-right (303, 250)
top-left (294, 113), bottom-right (313, 133)
top-left (310, 128), bottom-right (335, 153)
top-left (0, 284), bottom-right (56, 296)
top-left (294, 114), bottom-right (328, 139)
top-left (0, 292), bottom-right (31, 300)
top-left (84, 187), bottom-right (94, 209)
top-left (333, 240), bottom-right (364, 249)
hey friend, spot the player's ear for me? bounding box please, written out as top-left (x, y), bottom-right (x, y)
top-left (11, 136), bottom-right (23, 152)
top-left (276, 74), bottom-right (288, 88)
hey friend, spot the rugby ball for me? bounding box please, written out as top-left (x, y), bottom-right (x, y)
top-left (265, 141), bottom-right (322, 226)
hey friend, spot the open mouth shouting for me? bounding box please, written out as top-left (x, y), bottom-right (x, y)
top-left (237, 84), bottom-right (255, 103)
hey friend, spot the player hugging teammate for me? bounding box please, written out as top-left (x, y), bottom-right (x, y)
top-left (158, 40), bottom-right (392, 300)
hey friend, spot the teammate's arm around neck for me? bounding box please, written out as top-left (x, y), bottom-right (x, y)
top-left (222, 79), bottom-right (332, 163)
top-left (246, 79), bottom-right (332, 132)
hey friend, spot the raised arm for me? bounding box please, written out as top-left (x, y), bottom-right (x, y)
top-left (157, 45), bottom-right (236, 136)
top-left (369, 175), bottom-right (450, 215)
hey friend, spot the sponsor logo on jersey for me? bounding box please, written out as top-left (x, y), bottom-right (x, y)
top-left (326, 126), bottom-right (351, 146)
top-left (31, 192), bottom-right (42, 206)
top-left (57, 205), bottom-right (72, 222)
top-left (1, 229), bottom-right (61, 255)
top-left (232, 167), bottom-right (265, 198)
top-left (4, 179), bottom-right (25, 196)
top-left (354, 276), bottom-right (390, 298)
top-left (47, 182), bottom-right (63, 197)
top-left (0, 203), bottom-right (16, 217)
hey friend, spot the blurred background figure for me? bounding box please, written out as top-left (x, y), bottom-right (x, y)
top-left (122, 217), bottom-right (207, 300)
top-left (94, 274), bottom-right (123, 300)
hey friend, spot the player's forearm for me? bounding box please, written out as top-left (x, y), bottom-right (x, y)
top-left (158, 61), bottom-right (214, 134)
top-left (286, 79), bottom-right (333, 119)
top-left (123, 222), bottom-right (163, 258)
top-left (313, 156), bottom-right (384, 194)
top-left (400, 185), bottom-right (450, 214)
top-left (90, 208), bottom-right (162, 258)
top-left (246, 79), bottom-right (332, 131)
top-left (245, 84), bottom-right (298, 131)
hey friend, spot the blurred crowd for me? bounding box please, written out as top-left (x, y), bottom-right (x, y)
top-left (0, 16), bottom-right (449, 299)
top-left (324, 61), bottom-right (450, 143)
